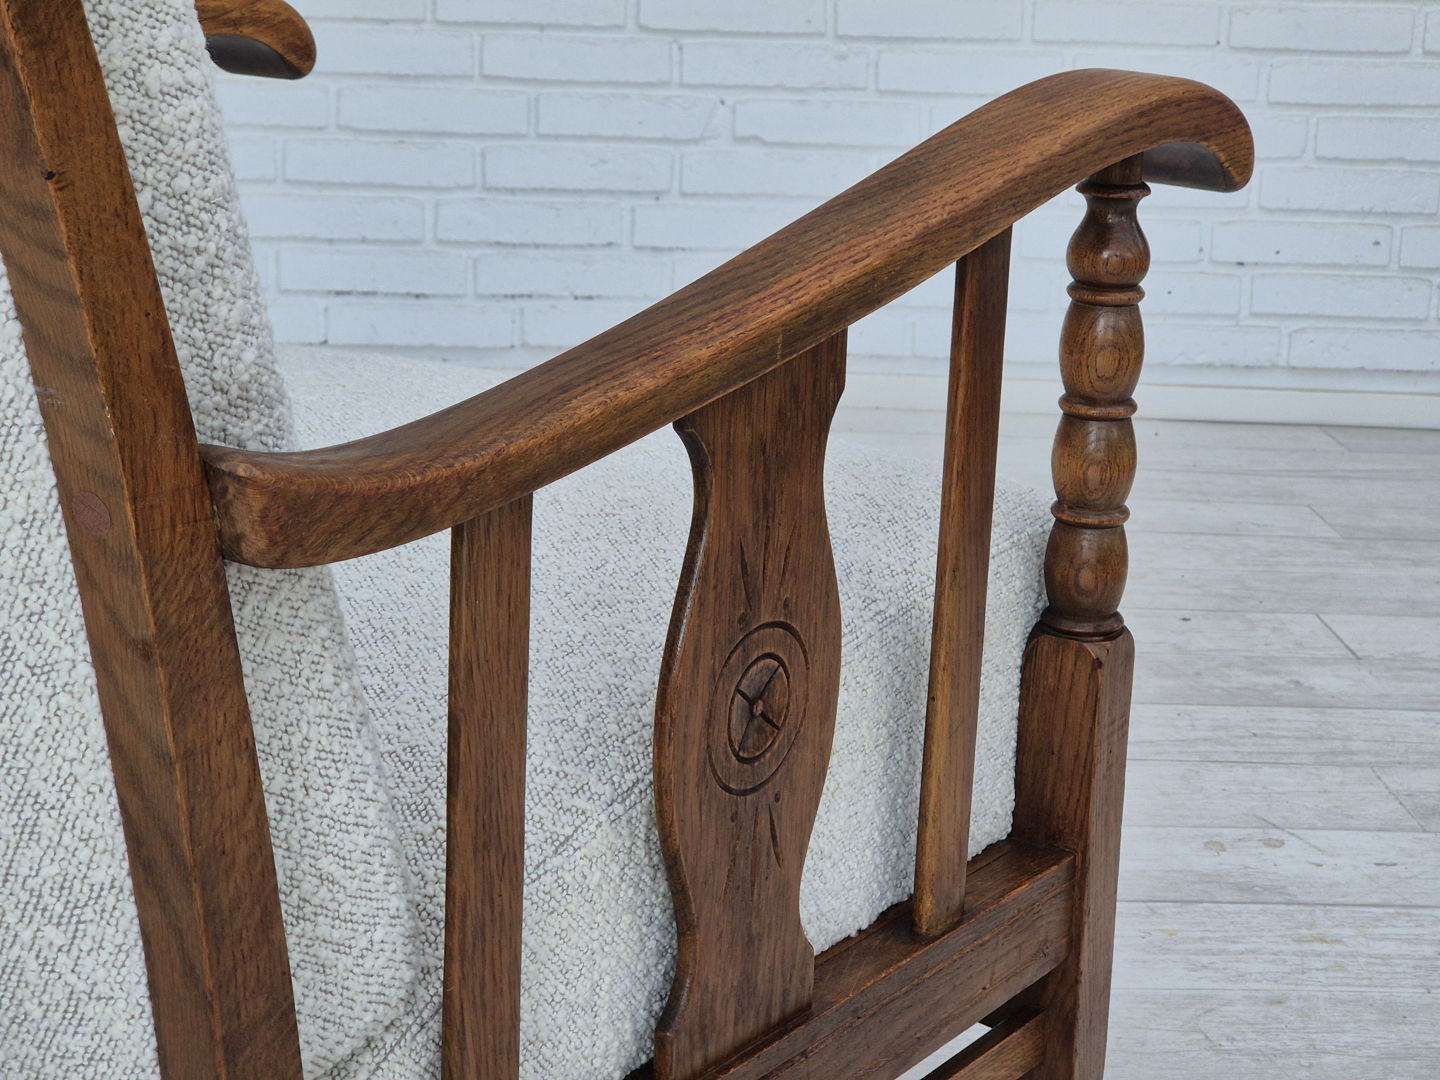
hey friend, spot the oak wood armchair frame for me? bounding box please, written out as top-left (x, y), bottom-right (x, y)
top-left (0, 1), bottom-right (1252, 1077)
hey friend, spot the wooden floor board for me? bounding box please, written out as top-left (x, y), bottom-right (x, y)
top-left (1320, 424), bottom-right (1440, 454)
top-left (1309, 503), bottom-right (1440, 541)
top-left (1118, 827), bottom-right (1440, 905)
top-left (1126, 705), bottom-right (1440, 766)
top-left (1319, 613), bottom-right (1440, 661)
top-left (1124, 761), bottom-right (1426, 831)
top-left (1123, 610), bottom-right (1351, 657)
top-left (1113, 901), bottom-right (1440, 991)
top-left (1126, 566), bottom-right (1440, 617)
top-left (1107, 990), bottom-right (1440, 1080)
top-left (1129, 498), bottom-right (1341, 538)
top-left (1127, 533), bottom-right (1432, 572)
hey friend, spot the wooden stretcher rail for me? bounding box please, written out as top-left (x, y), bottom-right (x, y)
top-left (201, 68), bottom-right (1252, 569)
top-left (918, 1010), bottom-right (1046, 1080)
top-left (624, 842), bottom-right (1074, 1080)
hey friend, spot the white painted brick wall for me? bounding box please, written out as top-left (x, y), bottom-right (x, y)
top-left (218, 0), bottom-right (1440, 387)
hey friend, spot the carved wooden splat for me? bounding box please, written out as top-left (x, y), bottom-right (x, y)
top-left (653, 333), bottom-right (846, 1080)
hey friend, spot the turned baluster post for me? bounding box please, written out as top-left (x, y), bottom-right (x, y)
top-left (1042, 156), bottom-right (1147, 640)
top-left (1011, 155), bottom-right (1146, 1080)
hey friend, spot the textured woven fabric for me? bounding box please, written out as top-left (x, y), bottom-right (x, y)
top-left (0, 2), bottom-right (414, 1074)
top-left (0, 2), bottom-right (1049, 1076)
top-left (276, 349), bottom-right (1050, 1080)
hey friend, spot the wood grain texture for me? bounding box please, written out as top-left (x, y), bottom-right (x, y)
top-left (1012, 630), bottom-right (1134, 1080)
top-left (1042, 156), bottom-right (1149, 640)
top-left (913, 228), bottom-right (1011, 938)
top-left (201, 69), bottom-right (1253, 569)
top-left (918, 1010), bottom-right (1045, 1080)
top-left (0, 1), bottom-right (301, 1076)
top-left (995, 159), bottom-right (1146, 1080)
top-left (627, 843), bottom-right (1075, 1080)
top-left (195, 0), bottom-right (315, 79)
top-left (652, 335), bottom-right (845, 1079)
top-left (444, 497), bottom-right (532, 1080)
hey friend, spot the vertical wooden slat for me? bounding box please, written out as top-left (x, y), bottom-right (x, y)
top-left (444, 496), bottom-right (533, 1080)
top-left (0, 2), bottom-right (302, 1075)
top-left (1012, 155), bottom-right (1147, 1080)
top-left (653, 335), bottom-right (846, 1080)
top-left (913, 229), bottom-right (1012, 937)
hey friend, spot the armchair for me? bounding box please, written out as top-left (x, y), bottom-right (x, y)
top-left (0, 0), bottom-right (1252, 1077)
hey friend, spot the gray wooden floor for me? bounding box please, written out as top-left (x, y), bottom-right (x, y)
top-left (835, 407), bottom-right (1440, 1079)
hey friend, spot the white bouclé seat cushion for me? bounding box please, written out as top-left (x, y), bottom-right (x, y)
top-left (274, 348), bottom-right (1050, 1079)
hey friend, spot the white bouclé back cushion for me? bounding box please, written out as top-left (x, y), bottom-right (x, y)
top-left (0, 2), bottom-right (419, 1074)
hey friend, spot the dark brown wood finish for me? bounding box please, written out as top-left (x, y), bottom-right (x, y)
top-left (201, 69), bottom-right (1253, 570)
top-left (913, 228), bottom-right (1012, 938)
top-left (444, 497), bottom-right (533, 1080)
top-left (195, 0), bottom-right (316, 78)
top-left (0, 1), bottom-right (301, 1076)
top-left (1010, 155), bottom-right (1148, 1080)
top-left (653, 335), bottom-right (846, 1079)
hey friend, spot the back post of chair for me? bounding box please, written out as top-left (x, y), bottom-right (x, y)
top-left (0, 1), bottom-right (302, 1076)
top-left (1012, 154), bottom-right (1147, 1080)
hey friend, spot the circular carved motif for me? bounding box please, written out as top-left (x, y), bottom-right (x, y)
top-left (729, 656), bottom-right (790, 761)
top-left (708, 624), bottom-right (807, 795)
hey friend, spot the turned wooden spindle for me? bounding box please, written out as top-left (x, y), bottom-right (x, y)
top-left (1042, 156), bottom-right (1149, 640)
top-left (1010, 154), bottom-right (1148, 1080)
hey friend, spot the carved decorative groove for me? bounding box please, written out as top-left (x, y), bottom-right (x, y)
top-left (709, 623), bottom-right (808, 795)
top-left (653, 335), bottom-right (846, 1080)
top-left (1041, 156), bottom-right (1149, 641)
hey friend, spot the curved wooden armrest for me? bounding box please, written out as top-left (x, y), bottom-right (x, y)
top-left (204, 68), bottom-right (1252, 568)
top-left (196, 0), bottom-right (315, 78)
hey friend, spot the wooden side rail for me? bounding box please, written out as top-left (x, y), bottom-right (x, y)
top-left (916, 1011), bottom-right (1046, 1080)
top-left (201, 68), bottom-right (1252, 570)
top-left (624, 843), bottom-right (1075, 1080)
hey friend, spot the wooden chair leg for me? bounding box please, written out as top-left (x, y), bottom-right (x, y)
top-left (1011, 154), bottom-right (1149, 1079)
top-left (1013, 630), bottom-right (1133, 1079)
